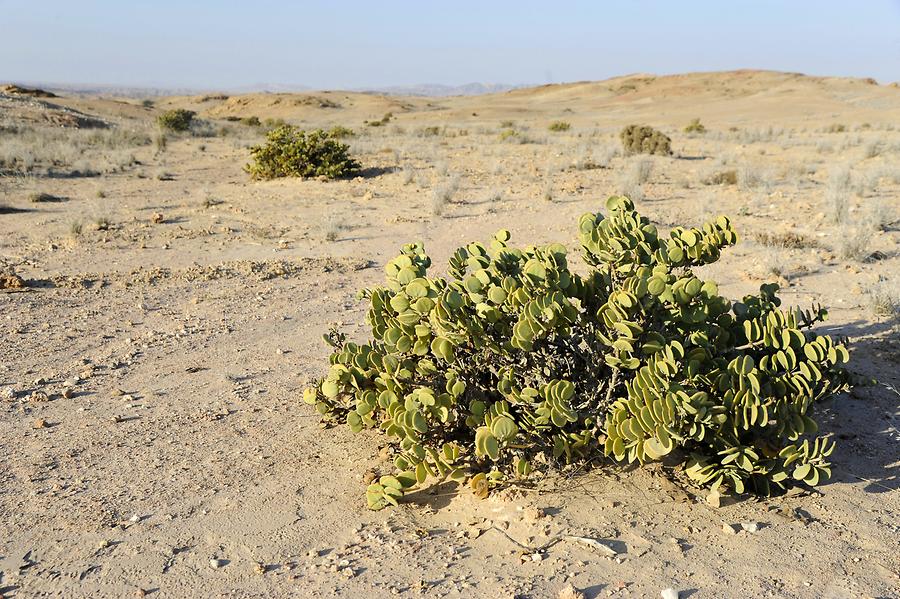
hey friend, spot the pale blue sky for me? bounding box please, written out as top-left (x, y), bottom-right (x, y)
top-left (2, 0), bottom-right (899, 90)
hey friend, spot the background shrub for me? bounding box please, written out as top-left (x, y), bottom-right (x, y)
top-left (157, 109), bottom-right (195, 132)
top-left (245, 125), bottom-right (360, 180)
top-left (684, 118), bottom-right (706, 134)
top-left (304, 197), bottom-right (851, 509)
top-left (620, 124), bottom-right (672, 155)
top-left (327, 125), bottom-right (356, 139)
top-left (549, 121), bottom-right (572, 132)
top-left (703, 169), bottom-right (738, 186)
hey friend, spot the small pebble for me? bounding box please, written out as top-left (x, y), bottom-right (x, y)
top-left (29, 391), bottom-right (50, 403)
top-left (660, 588), bottom-right (679, 599)
top-left (210, 558), bottom-right (228, 569)
top-left (741, 521), bottom-right (761, 533)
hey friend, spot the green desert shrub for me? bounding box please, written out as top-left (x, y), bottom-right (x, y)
top-left (548, 121), bottom-right (572, 132)
top-left (304, 196), bottom-right (852, 509)
top-left (367, 112), bottom-right (393, 127)
top-left (620, 124), bottom-right (672, 156)
top-left (245, 125), bottom-right (360, 180)
top-left (156, 109), bottom-right (195, 132)
top-left (684, 118), bottom-right (706, 134)
top-left (327, 125), bottom-right (356, 139)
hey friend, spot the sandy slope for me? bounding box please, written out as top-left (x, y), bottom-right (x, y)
top-left (1, 70), bottom-right (898, 598)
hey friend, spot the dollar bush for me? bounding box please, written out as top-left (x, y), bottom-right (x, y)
top-left (246, 125), bottom-right (359, 180)
top-left (305, 197), bottom-right (850, 508)
top-left (620, 124), bottom-right (672, 156)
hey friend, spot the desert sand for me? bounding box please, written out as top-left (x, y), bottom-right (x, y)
top-left (1, 70), bottom-right (898, 598)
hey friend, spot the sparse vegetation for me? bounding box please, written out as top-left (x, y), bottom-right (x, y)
top-left (620, 124), bottom-right (672, 155)
top-left (245, 125), bottom-right (360, 180)
top-left (865, 279), bottom-right (899, 318)
top-left (541, 180), bottom-right (554, 202)
top-left (401, 165), bottom-right (416, 186)
top-left (323, 215), bottom-right (344, 241)
top-left (327, 125), bottom-right (355, 139)
top-left (418, 126), bottom-right (442, 137)
top-left (367, 113), bottom-right (393, 127)
top-left (154, 133), bottom-right (167, 153)
top-left (0, 124), bottom-right (149, 176)
top-left (548, 121), bottom-right (571, 132)
top-left (825, 165), bottom-right (852, 224)
top-left (499, 128), bottom-right (520, 142)
top-left (755, 231), bottom-right (818, 249)
top-left (702, 169), bottom-right (738, 186)
top-left (836, 223), bottom-right (873, 261)
top-left (737, 165), bottom-right (773, 192)
top-left (431, 176), bottom-right (460, 216)
top-left (617, 157), bottom-right (653, 200)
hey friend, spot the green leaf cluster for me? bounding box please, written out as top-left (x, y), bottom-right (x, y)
top-left (245, 125), bottom-right (360, 180)
top-left (305, 196), bottom-right (851, 508)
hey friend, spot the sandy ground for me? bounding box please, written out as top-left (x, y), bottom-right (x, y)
top-left (1, 70), bottom-right (899, 598)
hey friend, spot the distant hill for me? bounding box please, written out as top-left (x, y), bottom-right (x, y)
top-left (355, 83), bottom-right (530, 97)
top-left (2, 80), bottom-right (527, 98)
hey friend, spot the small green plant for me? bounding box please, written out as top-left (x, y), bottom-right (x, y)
top-left (549, 121), bottom-right (571, 132)
top-left (304, 196), bottom-right (852, 509)
top-left (367, 113), bottom-right (393, 127)
top-left (241, 116), bottom-right (262, 127)
top-left (245, 125), bottom-right (360, 180)
top-left (156, 109), bottom-right (195, 132)
top-left (684, 118), bottom-right (706, 134)
top-left (327, 125), bottom-right (356, 139)
top-left (620, 125), bottom-right (672, 156)
top-left (499, 129), bottom-right (520, 142)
